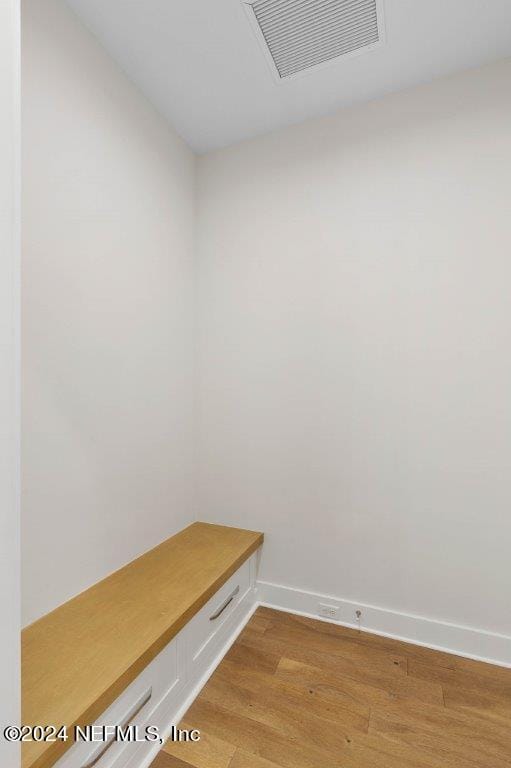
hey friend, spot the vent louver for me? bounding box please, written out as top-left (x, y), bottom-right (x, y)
top-left (245, 0), bottom-right (383, 80)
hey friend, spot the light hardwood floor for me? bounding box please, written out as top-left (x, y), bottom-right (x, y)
top-left (150, 607), bottom-right (511, 768)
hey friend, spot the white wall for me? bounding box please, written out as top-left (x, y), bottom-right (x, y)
top-left (22, 0), bottom-right (196, 626)
top-left (197, 59), bottom-right (511, 638)
top-left (21, 0), bottom-right (511, 651)
top-left (0, 0), bottom-right (21, 759)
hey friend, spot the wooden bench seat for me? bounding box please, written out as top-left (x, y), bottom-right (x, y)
top-left (22, 522), bottom-right (263, 768)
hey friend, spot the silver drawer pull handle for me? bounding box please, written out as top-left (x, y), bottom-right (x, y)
top-left (209, 586), bottom-right (240, 621)
top-left (81, 687), bottom-right (152, 768)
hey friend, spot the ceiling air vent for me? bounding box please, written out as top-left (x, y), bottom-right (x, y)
top-left (244, 0), bottom-right (384, 81)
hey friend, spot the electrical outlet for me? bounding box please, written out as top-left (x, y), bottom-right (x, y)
top-left (319, 603), bottom-right (339, 620)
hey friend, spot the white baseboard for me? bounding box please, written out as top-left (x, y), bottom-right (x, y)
top-left (256, 580), bottom-right (511, 668)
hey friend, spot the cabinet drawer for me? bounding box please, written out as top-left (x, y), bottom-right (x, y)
top-left (183, 559), bottom-right (251, 669)
top-left (55, 636), bottom-right (182, 768)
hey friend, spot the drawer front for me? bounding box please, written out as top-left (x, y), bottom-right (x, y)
top-left (183, 558), bottom-right (252, 669)
top-left (55, 636), bottom-right (182, 768)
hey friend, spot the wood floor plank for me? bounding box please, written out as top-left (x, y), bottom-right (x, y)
top-left (188, 698), bottom-right (438, 768)
top-left (342, 731), bottom-right (447, 768)
top-left (215, 658), bottom-right (370, 723)
top-left (163, 723), bottom-right (236, 768)
top-left (228, 750), bottom-right (285, 768)
top-left (151, 608), bottom-right (511, 768)
top-left (200, 667), bottom-right (368, 748)
top-left (369, 699), bottom-right (511, 768)
top-left (186, 697), bottom-right (347, 768)
top-left (231, 736), bottom-right (439, 768)
top-left (235, 627), bottom-right (415, 695)
top-left (453, 655), bottom-right (511, 683)
top-left (256, 607), bottom-right (458, 669)
top-left (409, 659), bottom-right (511, 697)
top-left (247, 615), bottom-right (272, 633)
top-left (260, 616), bottom-right (409, 675)
top-left (150, 751), bottom-right (193, 768)
top-left (223, 638), bottom-right (280, 674)
top-left (275, 656), bottom-right (444, 707)
top-left (443, 681), bottom-right (511, 726)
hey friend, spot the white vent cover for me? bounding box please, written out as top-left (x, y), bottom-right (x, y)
top-left (244, 0), bottom-right (384, 80)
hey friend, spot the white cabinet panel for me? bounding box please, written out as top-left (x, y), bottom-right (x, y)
top-left (183, 560), bottom-right (251, 671)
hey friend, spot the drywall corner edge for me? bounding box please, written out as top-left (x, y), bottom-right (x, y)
top-left (0, 0), bottom-right (21, 762)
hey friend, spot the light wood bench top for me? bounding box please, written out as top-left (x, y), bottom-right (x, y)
top-left (22, 522), bottom-right (263, 768)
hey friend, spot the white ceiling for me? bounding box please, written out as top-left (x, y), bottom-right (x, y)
top-left (65, 0), bottom-right (511, 154)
